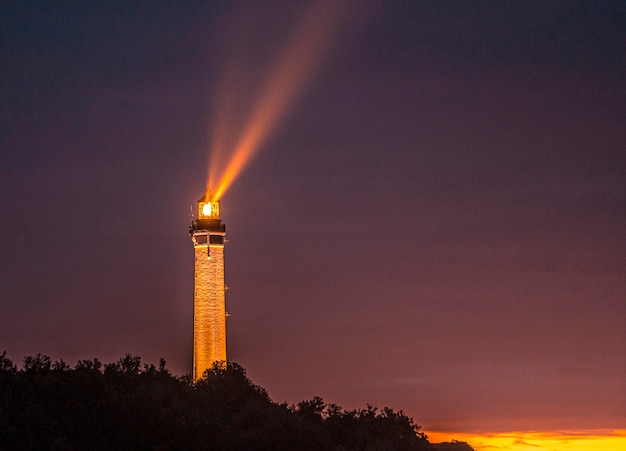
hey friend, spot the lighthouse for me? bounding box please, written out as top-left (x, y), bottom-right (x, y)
top-left (190, 194), bottom-right (227, 380)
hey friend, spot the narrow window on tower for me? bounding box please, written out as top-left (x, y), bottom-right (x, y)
top-left (209, 235), bottom-right (224, 245)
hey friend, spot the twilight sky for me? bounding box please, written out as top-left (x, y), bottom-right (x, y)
top-left (1, 0), bottom-right (624, 436)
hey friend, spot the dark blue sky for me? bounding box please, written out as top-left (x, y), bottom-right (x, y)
top-left (1, 0), bottom-right (624, 433)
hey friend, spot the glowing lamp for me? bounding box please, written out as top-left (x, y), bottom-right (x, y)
top-left (199, 200), bottom-right (220, 219)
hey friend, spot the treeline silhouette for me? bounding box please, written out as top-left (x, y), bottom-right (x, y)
top-left (0, 351), bottom-right (473, 451)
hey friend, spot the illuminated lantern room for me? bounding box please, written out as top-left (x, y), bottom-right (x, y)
top-left (199, 199), bottom-right (220, 219)
top-left (192, 194), bottom-right (225, 238)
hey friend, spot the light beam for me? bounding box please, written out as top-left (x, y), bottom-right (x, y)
top-left (206, 0), bottom-right (351, 201)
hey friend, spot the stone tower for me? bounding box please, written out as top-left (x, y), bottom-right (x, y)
top-left (189, 195), bottom-right (227, 380)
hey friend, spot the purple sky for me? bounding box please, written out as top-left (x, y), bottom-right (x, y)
top-left (1, 0), bottom-right (624, 434)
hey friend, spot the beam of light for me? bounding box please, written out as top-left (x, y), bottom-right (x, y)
top-left (207, 63), bottom-right (241, 201)
top-left (427, 429), bottom-right (626, 451)
top-left (206, 0), bottom-right (351, 202)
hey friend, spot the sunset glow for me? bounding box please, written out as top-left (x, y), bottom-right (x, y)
top-left (428, 430), bottom-right (626, 451)
top-left (206, 0), bottom-right (350, 200)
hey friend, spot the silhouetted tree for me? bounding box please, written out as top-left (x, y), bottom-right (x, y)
top-left (22, 353), bottom-right (52, 373)
top-left (0, 351), bottom-right (16, 374)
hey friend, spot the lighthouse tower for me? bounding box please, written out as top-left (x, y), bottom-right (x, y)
top-left (190, 194), bottom-right (227, 380)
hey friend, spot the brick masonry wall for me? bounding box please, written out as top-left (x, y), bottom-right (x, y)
top-left (193, 243), bottom-right (226, 380)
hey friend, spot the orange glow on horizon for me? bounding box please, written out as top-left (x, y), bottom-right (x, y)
top-left (206, 1), bottom-right (351, 201)
top-left (427, 430), bottom-right (626, 451)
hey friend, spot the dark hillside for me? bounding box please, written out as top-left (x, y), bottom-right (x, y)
top-left (0, 352), bottom-right (473, 451)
